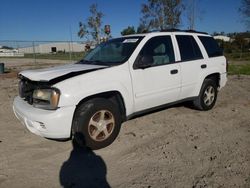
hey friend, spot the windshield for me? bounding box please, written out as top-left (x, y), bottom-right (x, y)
top-left (78, 36), bottom-right (144, 66)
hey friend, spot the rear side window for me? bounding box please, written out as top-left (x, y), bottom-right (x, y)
top-left (198, 36), bottom-right (223, 57)
top-left (176, 35), bottom-right (203, 61)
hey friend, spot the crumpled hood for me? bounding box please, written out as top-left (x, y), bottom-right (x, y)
top-left (19, 63), bottom-right (107, 82)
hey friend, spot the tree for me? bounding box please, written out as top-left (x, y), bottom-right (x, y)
top-left (212, 31), bottom-right (219, 36)
top-left (1, 46), bottom-right (13, 50)
top-left (136, 24), bottom-right (149, 33)
top-left (140, 0), bottom-right (184, 31)
top-left (121, 26), bottom-right (136, 36)
top-left (185, 0), bottom-right (204, 30)
top-left (239, 0), bottom-right (250, 28)
top-left (78, 4), bottom-right (104, 44)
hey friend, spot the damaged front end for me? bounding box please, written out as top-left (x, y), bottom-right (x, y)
top-left (18, 75), bottom-right (60, 110)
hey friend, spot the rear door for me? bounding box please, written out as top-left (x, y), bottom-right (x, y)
top-left (130, 35), bottom-right (181, 112)
top-left (174, 35), bottom-right (205, 99)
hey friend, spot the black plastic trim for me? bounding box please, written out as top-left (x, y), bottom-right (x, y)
top-left (126, 97), bottom-right (197, 120)
top-left (170, 69), bottom-right (178, 74)
top-left (149, 29), bottom-right (208, 35)
top-left (201, 64), bottom-right (207, 69)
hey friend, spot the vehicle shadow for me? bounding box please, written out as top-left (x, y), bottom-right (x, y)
top-left (59, 133), bottom-right (110, 188)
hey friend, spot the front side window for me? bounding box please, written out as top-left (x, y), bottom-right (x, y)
top-left (79, 37), bottom-right (143, 66)
top-left (176, 35), bottom-right (203, 61)
top-left (135, 36), bottom-right (175, 68)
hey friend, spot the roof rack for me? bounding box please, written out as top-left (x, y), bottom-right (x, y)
top-left (161, 28), bottom-right (181, 32)
top-left (183, 29), bottom-right (208, 35)
top-left (149, 29), bottom-right (208, 35)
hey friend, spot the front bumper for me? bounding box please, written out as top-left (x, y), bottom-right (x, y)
top-left (13, 96), bottom-right (75, 139)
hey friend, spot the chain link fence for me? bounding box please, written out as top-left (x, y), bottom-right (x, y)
top-left (0, 40), bottom-right (92, 63)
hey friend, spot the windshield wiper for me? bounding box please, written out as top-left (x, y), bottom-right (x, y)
top-left (77, 59), bottom-right (113, 66)
top-left (91, 60), bottom-right (105, 65)
top-left (92, 60), bottom-right (120, 66)
top-left (77, 59), bottom-right (94, 64)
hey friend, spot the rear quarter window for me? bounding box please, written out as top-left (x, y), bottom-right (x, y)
top-left (198, 36), bottom-right (223, 58)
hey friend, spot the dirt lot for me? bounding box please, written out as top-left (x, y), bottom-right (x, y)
top-left (0, 59), bottom-right (250, 188)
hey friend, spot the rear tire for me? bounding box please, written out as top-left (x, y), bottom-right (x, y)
top-left (193, 79), bottom-right (218, 111)
top-left (72, 98), bottom-right (122, 150)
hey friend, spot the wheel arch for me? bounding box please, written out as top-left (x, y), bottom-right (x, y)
top-left (204, 73), bottom-right (220, 88)
top-left (71, 95), bottom-right (124, 149)
top-left (194, 72), bottom-right (221, 97)
top-left (73, 91), bottom-right (127, 124)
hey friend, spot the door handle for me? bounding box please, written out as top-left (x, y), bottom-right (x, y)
top-left (201, 64), bottom-right (207, 69)
top-left (170, 69), bottom-right (178, 74)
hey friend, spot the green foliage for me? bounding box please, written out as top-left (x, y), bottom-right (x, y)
top-left (78, 4), bottom-right (104, 43)
top-left (239, 0), bottom-right (250, 29)
top-left (225, 52), bottom-right (250, 61)
top-left (78, 23), bottom-right (88, 39)
top-left (140, 0), bottom-right (184, 31)
top-left (121, 26), bottom-right (136, 36)
top-left (0, 46), bottom-right (13, 50)
top-left (14, 52), bottom-right (84, 61)
top-left (215, 32), bottom-right (250, 61)
top-left (136, 24), bottom-right (149, 33)
top-left (228, 63), bottom-right (250, 75)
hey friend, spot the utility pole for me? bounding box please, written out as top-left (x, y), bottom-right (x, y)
top-left (69, 26), bottom-right (73, 61)
top-left (32, 41), bottom-right (36, 65)
top-left (188, 0), bottom-right (196, 30)
top-left (191, 0), bottom-right (195, 30)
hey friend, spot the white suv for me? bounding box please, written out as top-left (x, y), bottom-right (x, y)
top-left (13, 30), bottom-right (227, 149)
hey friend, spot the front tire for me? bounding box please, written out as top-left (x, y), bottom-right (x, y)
top-left (72, 98), bottom-right (122, 150)
top-left (193, 79), bottom-right (218, 111)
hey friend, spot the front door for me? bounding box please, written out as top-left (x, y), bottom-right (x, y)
top-left (130, 35), bottom-right (181, 112)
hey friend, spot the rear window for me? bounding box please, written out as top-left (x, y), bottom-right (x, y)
top-left (198, 36), bottom-right (223, 57)
top-left (176, 35), bottom-right (203, 61)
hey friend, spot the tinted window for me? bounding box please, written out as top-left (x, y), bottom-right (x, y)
top-left (198, 36), bottom-right (223, 57)
top-left (136, 36), bottom-right (175, 67)
top-left (176, 35), bottom-right (203, 61)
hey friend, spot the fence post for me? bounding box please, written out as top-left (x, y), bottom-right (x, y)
top-left (0, 63), bottom-right (4, 74)
top-left (32, 41), bottom-right (37, 64)
top-left (68, 41), bottom-right (72, 61)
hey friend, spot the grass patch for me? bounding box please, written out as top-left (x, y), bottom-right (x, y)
top-left (24, 52), bottom-right (84, 61)
top-left (228, 63), bottom-right (250, 75)
top-left (225, 52), bottom-right (250, 61)
top-left (0, 52), bottom-right (84, 61)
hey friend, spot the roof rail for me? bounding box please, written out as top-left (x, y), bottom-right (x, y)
top-left (149, 28), bottom-right (208, 35)
top-left (161, 28), bottom-right (181, 32)
top-left (149, 30), bottom-right (161, 33)
top-left (183, 29), bottom-right (208, 35)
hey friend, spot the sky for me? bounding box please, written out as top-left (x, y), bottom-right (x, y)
top-left (0, 0), bottom-right (246, 42)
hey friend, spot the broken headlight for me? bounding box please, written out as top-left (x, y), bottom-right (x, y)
top-left (32, 88), bottom-right (60, 110)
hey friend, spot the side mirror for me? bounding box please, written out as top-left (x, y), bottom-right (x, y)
top-left (136, 55), bottom-right (153, 69)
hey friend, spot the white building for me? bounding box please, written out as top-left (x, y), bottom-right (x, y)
top-left (19, 42), bottom-right (87, 54)
top-left (0, 46), bottom-right (24, 57)
top-left (213, 35), bottom-right (232, 42)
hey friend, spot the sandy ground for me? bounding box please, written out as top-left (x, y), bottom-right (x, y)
top-left (0, 59), bottom-right (249, 188)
